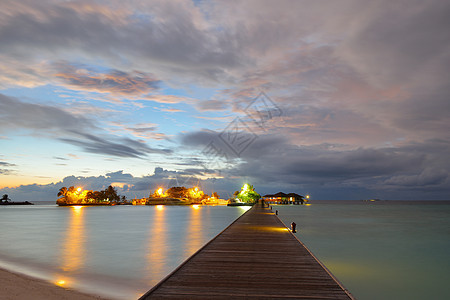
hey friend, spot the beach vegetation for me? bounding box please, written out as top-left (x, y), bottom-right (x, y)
top-left (57, 185), bottom-right (126, 205)
top-left (235, 183), bottom-right (261, 204)
top-left (149, 186), bottom-right (209, 203)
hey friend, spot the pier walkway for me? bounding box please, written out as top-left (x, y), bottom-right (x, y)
top-left (140, 203), bottom-right (353, 299)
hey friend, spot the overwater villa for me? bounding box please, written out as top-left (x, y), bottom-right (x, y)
top-left (262, 192), bottom-right (305, 205)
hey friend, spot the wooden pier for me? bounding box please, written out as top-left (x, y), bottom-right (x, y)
top-left (140, 203), bottom-right (354, 299)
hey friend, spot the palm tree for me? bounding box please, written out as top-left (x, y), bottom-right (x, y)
top-left (1, 194), bottom-right (10, 203)
top-left (105, 185), bottom-right (119, 203)
top-left (57, 187), bottom-right (69, 204)
top-left (57, 187), bottom-right (67, 197)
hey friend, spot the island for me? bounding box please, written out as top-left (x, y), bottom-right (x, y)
top-left (0, 194), bottom-right (34, 205)
top-left (56, 186), bottom-right (128, 206)
top-left (55, 183), bottom-right (298, 207)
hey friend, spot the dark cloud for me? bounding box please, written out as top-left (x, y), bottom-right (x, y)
top-left (178, 129), bottom-right (450, 199)
top-left (53, 156), bottom-right (69, 161)
top-left (60, 130), bottom-right (171, 158)
top-left (0, 161), bottom-right (16, 175)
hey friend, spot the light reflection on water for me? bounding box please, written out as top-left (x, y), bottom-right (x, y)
top-left (55, 206), bottom-right (86, 288)
top-left (186, 205), bottom-right (203, 256)
top-left (146, 205), bottom-right (167, 280)
top-left (0, 205), bottom-right (245, 300)
top-left (61, 206), bottom-right (85, 272)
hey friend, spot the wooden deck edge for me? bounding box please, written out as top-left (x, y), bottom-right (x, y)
top-left (272, 207), bottom-right (356, 300)
top-left (138, 205), bottom-right (256, 299)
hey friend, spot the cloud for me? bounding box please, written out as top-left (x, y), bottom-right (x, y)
top-left (109, 122), bottom-right (168, 140)
top-left (142, 94), bottom-right (195, 104)
top-left (178, 129), bottom-right (450, 199)
top-left (60, 131), bottom-right (172, 158)
top-left (0, 161), bottom-right (16, 175)
top-left (53, 156), bottom-right (68, 161)
top-left (196, 99), bottom-right (229, 111)
top-left (159, 108), bottom-right (184, 113)
top-left (53, 61), bottom-right (161, 96)
top-left (0, 167), bottom-right (234, 201)
top-left (0, 0), bottom-right (244, 85)
top-left (333, 0), bottom-right (450, 88)
top-left (0, 93), bottom-right (96, 133)
top-left (0, 94), bottom-right (171, 158)
top-left (1, 0), bottom-right (450, 200)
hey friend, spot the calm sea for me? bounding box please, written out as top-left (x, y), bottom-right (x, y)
top-left (0, 204), bottom-right (250, 299)
top-left (275, 201), bottom-right (450, 300)
top-left (1, 202), bottom-right (449, 299)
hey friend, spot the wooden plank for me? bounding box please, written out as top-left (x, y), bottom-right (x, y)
top-left (140, 203), bottom-right (354, 299)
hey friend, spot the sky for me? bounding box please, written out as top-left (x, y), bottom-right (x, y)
top-left (1, 0), bottom-right (449, 201)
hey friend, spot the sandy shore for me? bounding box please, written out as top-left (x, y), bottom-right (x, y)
top-left (0, 267), bottom-right (107, 300)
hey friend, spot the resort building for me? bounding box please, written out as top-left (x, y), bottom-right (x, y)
top-left (262, 192), bottom-right (304, 205)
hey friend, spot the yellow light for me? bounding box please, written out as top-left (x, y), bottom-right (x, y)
top-left (56, 279), bottom-right (66, 286)
top-left (156, 205), bottom-right (164, 211)
top-left (157, 188), bottom-right (163, 195)
top-left (72, 206), bottom-right (83, 210)
top-left (76, 187), bottom-right (82, 193)
top-left (192, 205), bottom-right (200, 209)
top-left (243, 184), bottom-right (249, 191)
top-left (306, 195), bottom-right (310, 199)
top-left (194, 187), bottom-right (198, 192)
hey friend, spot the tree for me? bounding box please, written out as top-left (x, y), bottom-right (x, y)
top-left (165, 186), bottom-right (188, 199)
top-left (186, 187), bottom-right (208, 203)
top-left (57, 187), bottom-right (67, 198)
top-left (57, 187), bottom-right (68, 204)
top-left (236, 183), bottom-right (261, 204)
top-left (93, 191), bottom-right (104, 202)
top-left (105, 185), bottom-right (120, 203)
top-left (1, 194), bottom-right (10, 203)
top-left (212, 192), bottom-right (220, 199)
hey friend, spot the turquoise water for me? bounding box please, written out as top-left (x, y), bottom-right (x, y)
top-left (1, 202), bottom-right (449, 299)
top-left (275, 202), bottom-right (450, 300)
top-left (0, 204), bottom-right (249, 299)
